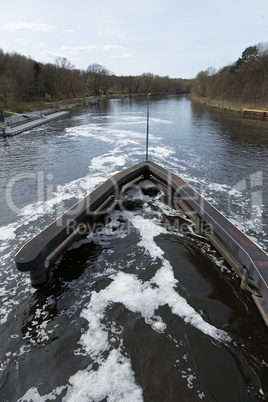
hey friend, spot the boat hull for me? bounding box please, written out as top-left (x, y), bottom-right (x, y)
top-left (14, 160), bottom-right (268, 325)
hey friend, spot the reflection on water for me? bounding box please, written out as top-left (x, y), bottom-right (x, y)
top-left (0, 95), bottom-right (268, 401)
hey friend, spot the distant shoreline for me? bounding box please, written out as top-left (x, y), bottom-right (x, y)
top-left (188, 94), bottom-right (267, 113)
top-left (1, 93), bottom-right (189, 117)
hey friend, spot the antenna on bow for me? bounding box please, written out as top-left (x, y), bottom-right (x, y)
top-left (145, 93), bottom-right (151, 161)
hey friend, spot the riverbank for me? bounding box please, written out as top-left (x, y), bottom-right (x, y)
top-left (1, 97), bottom-right (97, 118)
top-left (188, 93), bottom-right (267, 113)
top-left (0, 94), bottom-right (139, 117)
top-left (1, 92), bottom-right (188, 118)
top-left (2, 94), bottom-right (137, 125)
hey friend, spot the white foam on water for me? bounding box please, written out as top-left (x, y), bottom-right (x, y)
top-left (64, 349), bottom-right (143, 402)
top-left (2, 120), bottom-right (146, 269)
top-left (48, 205), bottom-right (229, 402)
top-left (131, 215), bottom-right (230, 341)
top-left (1, 116), bottom-right (167, 326)
top-left (114, 119), bottom-right (145, 127)
top-left (116, 116), bottom-right (144, 122)
top-left (205, 182), bottom-right (230, 193)
top-left (18, 385), bottom-right (66, 402)
top-left (131, 214), bottom-right (167, 260)
top-left (65, 125), bottom-right (149, 146)
top-left (0, 173), bottom-right (108, 265)
top-left (150, 117), bottom-right (173, 125)
top-left (90, 155), bottom-right (126, 171)
top-left (76, 201), bottom-right (230, 355)
top-left (0, 167), bottom-right (112, 326)
top-left (148, 146), bottom-right (175, 159)
top-left (3, 105), bottom-right (268, 402)
top-left (19, 349), bottom-right (143, 402)
top-left (65, 125), bottom-right (115, 143)
top-left (0, 224), bottom-right (16, 242)
top-left (4, 172), bottom-right (108, 235)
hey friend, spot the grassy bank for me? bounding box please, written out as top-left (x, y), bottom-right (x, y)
top-left (0, 97), bottom-right (99, 116)
top-left (0, 94), bottom-right (141, 116)
top-left (6, 93), bottom-right (263, 116)
top-left (188, 94), bottom-right (267, 113)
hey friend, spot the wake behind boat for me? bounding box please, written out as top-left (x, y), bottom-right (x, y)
top-left (14, 160), bottom-right (268, 327)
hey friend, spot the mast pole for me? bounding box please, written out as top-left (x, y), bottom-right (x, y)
top-left (146, 93), bottom-right (151, 161)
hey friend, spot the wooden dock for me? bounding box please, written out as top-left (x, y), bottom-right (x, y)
top-left (243, 108), bottom-right (268, 120)
top-left (2, 111), bottom-right (69, 136)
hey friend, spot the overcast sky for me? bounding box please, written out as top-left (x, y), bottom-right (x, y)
top-left (1, 0), bottom-right (267, 79)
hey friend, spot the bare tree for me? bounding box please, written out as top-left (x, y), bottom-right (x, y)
top-left (86, 63), bottom-right (112, 95)
top-left (55, 57), bottom-right (75, 98)
top-left (0, 49), bottom-right (9, 106)
top-left (41, 63), bottom-right (61, 100)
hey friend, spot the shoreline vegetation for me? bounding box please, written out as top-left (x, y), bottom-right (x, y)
top-left (188, 94), bottom-right (267, 113)
top-left (190, 43), bottom-right (268, 114)
top-left (1, 42), bottom-right (268, 117)
top-left (1, 93), bottom-right (188, 117)
top-left (3, 91), bottom-right (267, 119)
top-left (2, 92), bottom-right (267, 120)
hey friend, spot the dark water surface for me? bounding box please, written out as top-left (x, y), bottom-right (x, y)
top-left (0, 95), bottom-right (268, 401)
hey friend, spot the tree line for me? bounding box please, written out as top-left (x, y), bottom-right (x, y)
top-left (0, 49), bottom-right (192, 107)
top-left (192, 43), bottom-right (268, 108)
top-left (3, 43), bottom-right (266, 109)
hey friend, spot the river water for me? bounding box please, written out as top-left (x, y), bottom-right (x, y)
top-left (0, 95), bottom-right (268, 401)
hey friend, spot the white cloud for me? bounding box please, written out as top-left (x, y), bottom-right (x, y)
top-left (60, 46), bottom-right (97, 53)
top-left (110, 53), bottom-right (134, 59)
top-left (4, 22), bottom-right (54, 32)
top-left (62, 29), bottom-right (74, 34)
top-left (102, 45), bottom-right (126, 51)
top-left (0, 1), bottom-right (266, 78)
top-left (41, 50), bottom-right (66, 60)
top-left (38, 42), bottom-right (48, 47)
top-left (16, 38), bottom-right (28, 45)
